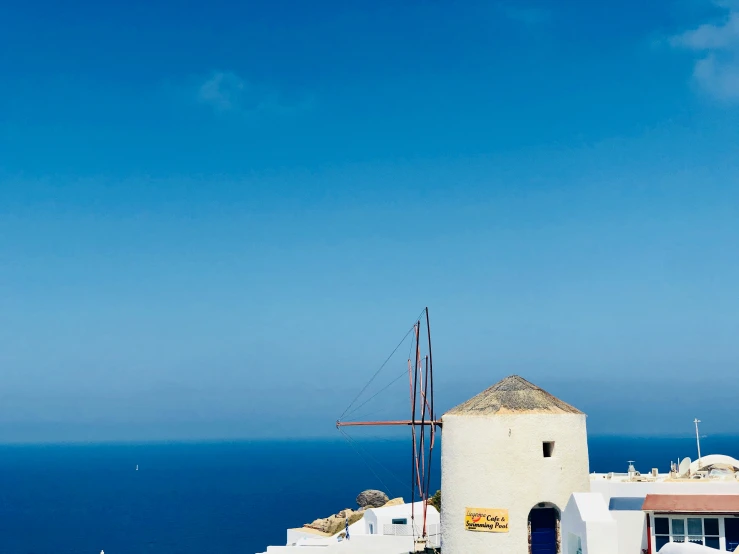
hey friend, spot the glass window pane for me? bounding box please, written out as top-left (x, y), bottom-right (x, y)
top-left (673, 535), bottom-right (686, 543)
top-left (672, 519), bottom-right (685, 534)
top-left (705, 536), bottom-right (720, 549)
top-left (688, 518), bottom-right (703, 535)
top-left (704, 518), bottom-right (719, 536)
top-left (655, 517), bottom-right (670, 535)
top-left (656, 536), bottom-right (670, 551)
top-left (688, 536), bottom-right (703, 545)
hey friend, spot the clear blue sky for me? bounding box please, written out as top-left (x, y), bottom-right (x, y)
top-left (1, 0), bottom-right (739, 442)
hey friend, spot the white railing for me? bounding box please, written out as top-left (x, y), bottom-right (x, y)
top-left (382, 524), bottom-right (440, 547)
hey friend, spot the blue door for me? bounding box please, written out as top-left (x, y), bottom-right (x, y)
top-left (726, 517), bottom-right (739, 552)
top-left (530, 508), bottom-right (558, 554)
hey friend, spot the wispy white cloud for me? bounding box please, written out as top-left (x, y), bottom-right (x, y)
top-left (672, 11), bottom-right (739, 50)
top-left (198, 71), bottom-right (247, 112)
top-left (693, 53), bottom-right (739, 100)
top-left (498, 3), bottom-right (551, 27)
top-left (196, 71), bottom-right (313, 116)
top-left (671, 5), bottom-right (739, 102)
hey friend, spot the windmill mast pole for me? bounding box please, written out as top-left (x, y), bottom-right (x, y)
top-left (424, 307), bottom-right (435, 539)
top-left (336, 420), bottom-right (440, 427)
top-left (410, 321), bottom-right (420, 535)
top-left (335, 308), bottom-right (442, 549)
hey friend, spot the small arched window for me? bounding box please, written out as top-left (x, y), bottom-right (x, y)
top-left (369, 523), bottom-right (374, 534)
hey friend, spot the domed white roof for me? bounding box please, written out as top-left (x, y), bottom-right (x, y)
top-left (690, 454), bottom-right (739, 473)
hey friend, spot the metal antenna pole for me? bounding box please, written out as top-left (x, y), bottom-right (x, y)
top-left (694, 418), bottom-right (702, 469)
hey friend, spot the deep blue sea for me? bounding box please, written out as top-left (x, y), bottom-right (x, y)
top-left (1, 435), bottom-right (737, 554)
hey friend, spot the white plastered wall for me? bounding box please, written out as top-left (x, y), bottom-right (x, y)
top-left (561, 493), bottom-right (618, 554)
top-left (441, 412), bottom-right (589, 553)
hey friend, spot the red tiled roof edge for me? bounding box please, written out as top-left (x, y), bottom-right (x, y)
top-left (642, 494), bottom-right (739, 513)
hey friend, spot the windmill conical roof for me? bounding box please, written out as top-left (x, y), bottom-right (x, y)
top-left (444, 375), bottom-right (583, 416)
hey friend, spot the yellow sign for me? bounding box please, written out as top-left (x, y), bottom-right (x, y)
top-left (464, 507), bottom-right (509, 533)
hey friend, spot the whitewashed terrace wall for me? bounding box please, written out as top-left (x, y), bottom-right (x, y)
top-left (263, 534), bottom-right (418, 553)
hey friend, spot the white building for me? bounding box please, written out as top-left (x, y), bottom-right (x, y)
top-left (362, 501), bottom-right (440, 546)
top-left (258, 502), bottom-right (440, 554)
top-left (439, 374), bottom-right (739, 554)
top-left (440, 375), bottom-right (590, 554)
top-left (563, 456), bottom-right (739, 554)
